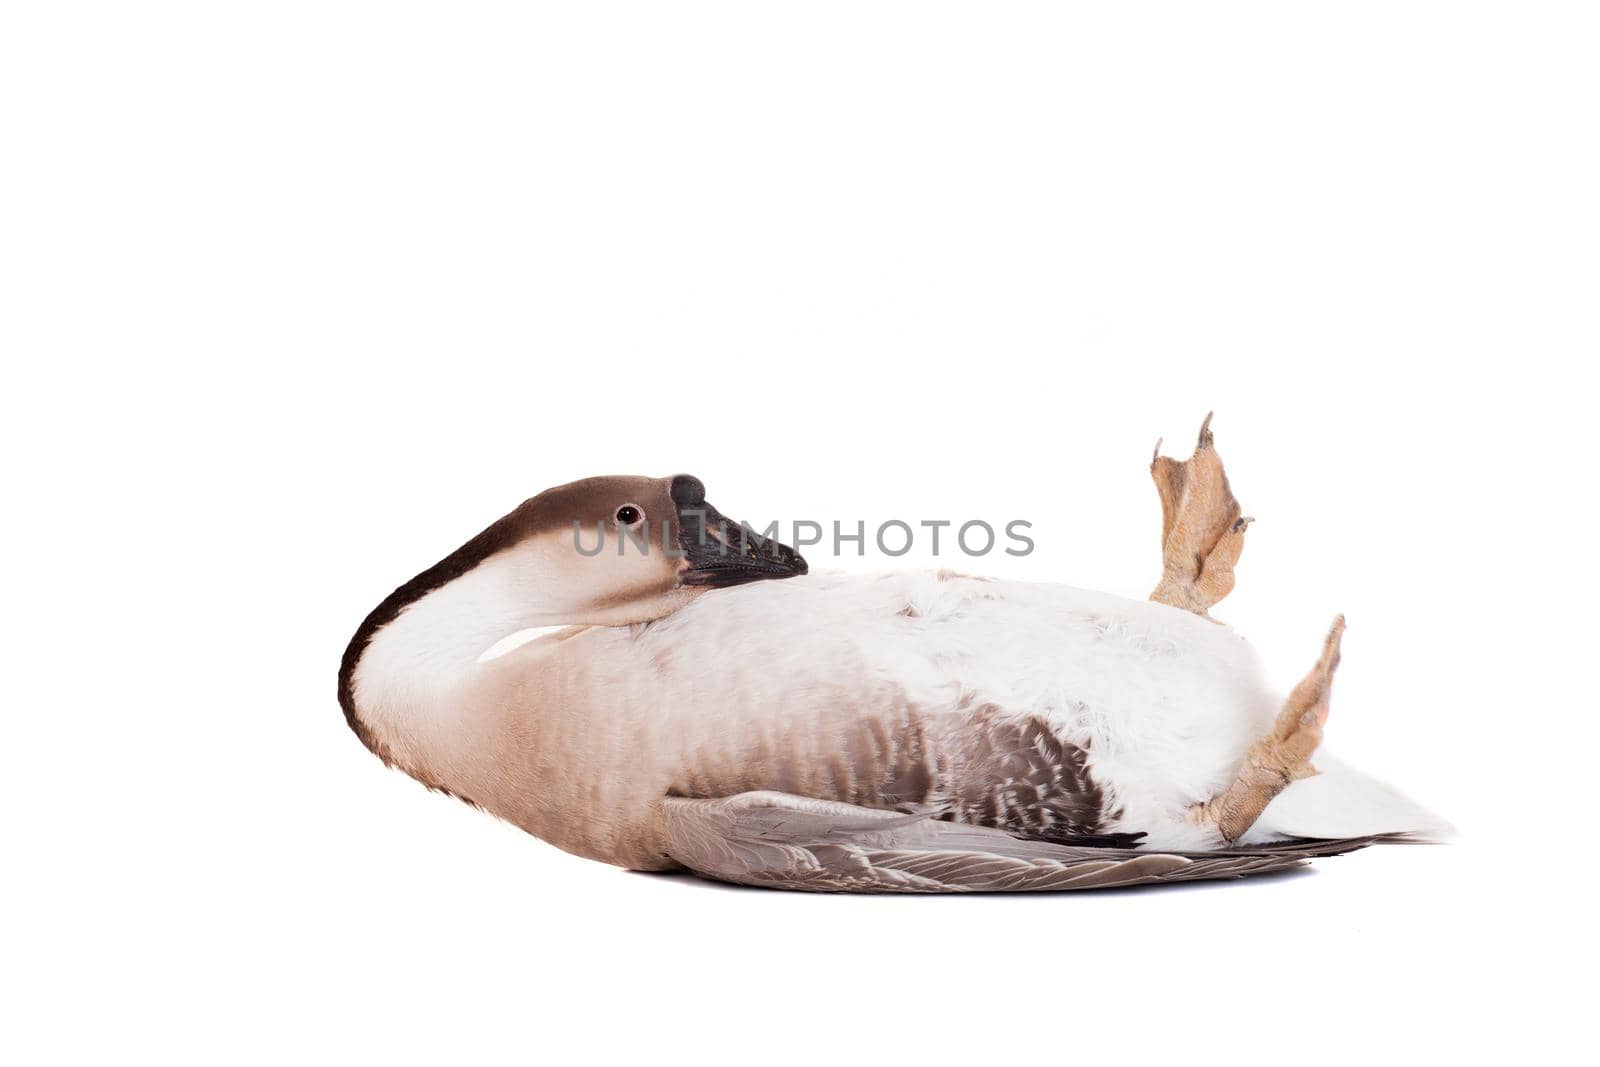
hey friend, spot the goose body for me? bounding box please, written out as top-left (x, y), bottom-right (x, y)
top-left (342, 445), bottom-right (1444, 891)
top-left (454, 573), bottom-right (1272, 868)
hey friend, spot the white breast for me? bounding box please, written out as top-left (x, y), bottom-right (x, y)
top-left (637, 570), bottom-right (1280, 846)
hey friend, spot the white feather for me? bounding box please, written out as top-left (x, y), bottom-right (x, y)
top-left (1244, 754), bottom-right (1453, 842)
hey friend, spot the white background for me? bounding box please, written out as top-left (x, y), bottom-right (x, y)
top-left (4, 3), bottom-right (1596, 1063)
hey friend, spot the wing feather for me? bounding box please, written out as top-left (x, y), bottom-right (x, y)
top-left (662, 791), bottom-right (1378, 893)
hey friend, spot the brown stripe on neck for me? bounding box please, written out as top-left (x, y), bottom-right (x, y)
top-left (336, 502), bottom-right (546, 765)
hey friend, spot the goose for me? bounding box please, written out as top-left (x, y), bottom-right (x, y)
top-left (338, 416), bottom-right (1445, 892)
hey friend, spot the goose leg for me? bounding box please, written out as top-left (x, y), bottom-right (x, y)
top-left (1149, 412), bottom-right (1252, 616)
top-left (1195, 616), bottom-right (1345, 843)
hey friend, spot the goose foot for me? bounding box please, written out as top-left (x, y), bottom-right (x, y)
top-left (1195, 616), bottom-right (1345, 843)
top-left (1149, 412), bottom-right (1252, 617)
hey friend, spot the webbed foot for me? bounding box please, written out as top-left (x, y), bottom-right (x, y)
top-left (1149, 412), bottom-right (1252, 617)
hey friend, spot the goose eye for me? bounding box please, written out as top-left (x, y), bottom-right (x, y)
top-left (615, 504), bottom-right (643, 526)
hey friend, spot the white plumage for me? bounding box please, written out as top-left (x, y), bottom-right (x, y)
top-left (583, 569), bottom-right (1443, 852)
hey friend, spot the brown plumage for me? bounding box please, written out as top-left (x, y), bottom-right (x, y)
top-left (662, 792), bottom-right (1378, 893)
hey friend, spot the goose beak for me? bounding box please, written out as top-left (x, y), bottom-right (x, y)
top-left (671, 474), bottom-right (808, 588)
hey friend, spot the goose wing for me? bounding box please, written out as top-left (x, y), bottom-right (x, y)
top-left (661, 791), bottom-right (1375, 893)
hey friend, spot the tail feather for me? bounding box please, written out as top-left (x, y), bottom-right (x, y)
top-left (1242, 753), bottom-right (1453, 843)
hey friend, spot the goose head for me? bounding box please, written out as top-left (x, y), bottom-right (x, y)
top-left (490, 471), bottom-right (810, 627)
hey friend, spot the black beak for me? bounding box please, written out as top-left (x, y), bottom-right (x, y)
top-left (671, 474), bottom-right (808, 588)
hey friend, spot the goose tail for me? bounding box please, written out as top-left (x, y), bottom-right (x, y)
top-left (1242, 753), bottom-right (1454, 843)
